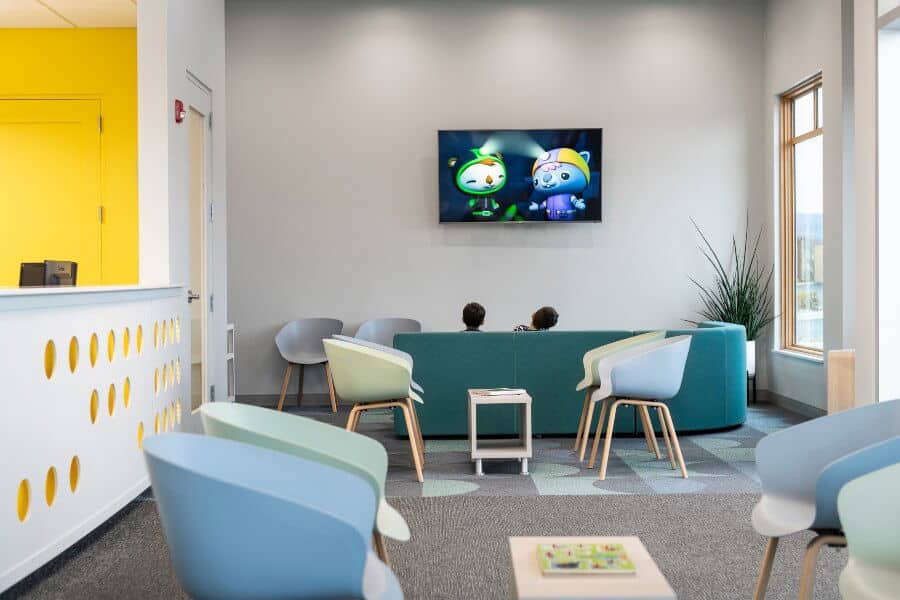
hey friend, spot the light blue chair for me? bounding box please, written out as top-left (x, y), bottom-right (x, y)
top-left (275, 318), bottom-right (343, 413)
top-left (751, 400), bottom-right (900, 600)
top-left (355, 318), bottom-right (421, 348)
top-left (584, 336), bottom-right (693, 480)
top-left (838, 462), bottom-right (900, 599)
top-left (200, 402), bottom-right (411, 563)
top-left (143, 433), bottom-right (403, 599)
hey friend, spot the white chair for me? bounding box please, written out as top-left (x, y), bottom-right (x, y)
top-left (584, 336), bottom-right (692, 480)
top-left (355, 318), bottom-right (421, 348)
top-left (274, 318), bottom-right (343, 412)
top-left (751, 400), bottom-right (900, 600)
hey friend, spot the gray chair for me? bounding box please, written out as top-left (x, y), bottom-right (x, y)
top-left (275, 318), bottom-right (343, 412)
top-left (751, 400), bottom-right (900, 600)
top-left (584, 336), bottom-right (693, 480)
top-left (355, 318), bottom-right (421, 348)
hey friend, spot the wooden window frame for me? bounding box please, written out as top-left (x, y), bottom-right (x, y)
top-left (779, 73), bottom-right (823, 356)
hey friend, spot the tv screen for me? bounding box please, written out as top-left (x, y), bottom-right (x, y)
top-left (438, 128), bottom-right (602, 223)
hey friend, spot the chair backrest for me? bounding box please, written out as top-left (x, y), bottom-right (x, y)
top-left (334, 334), bottom-right (414, 367)
top-left (324, 339), bottom-right (412, 403)
top-left (607, 336), bottom-right (692, 400)
top-left (274, 318), bottom-right (343, 360)
top-left (200, 402), bottom-right (388, 501)
top-left (143, 433), bottom-right (375, 599)
top-left (355, 318), bottom-right (421, 348)
top-left (839, 461), bottom-right (900, 569)
top-left (756, 399), bottom-right (900, 520)
top-left (578, 331), bottom-right (665, 389)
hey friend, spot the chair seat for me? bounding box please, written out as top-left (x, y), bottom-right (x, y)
top-left (839, 558), bottom-right (900, 600)
top-left (284, 351), bottom-right (328, 365)
top-left (377, 499), bottom-right (411, 542)
top-left (751, 494), bottom-right (816, 538)
top-left (362, 550), bottom-right (404, 600)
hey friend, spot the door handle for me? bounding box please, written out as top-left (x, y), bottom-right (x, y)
top-left (187, 290), bottom-right (200, 303)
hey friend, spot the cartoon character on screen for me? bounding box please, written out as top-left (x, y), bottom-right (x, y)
top-left (448, 149), bottom-right (508, 221)
top-left (529, 148), bottom-right (591, 221)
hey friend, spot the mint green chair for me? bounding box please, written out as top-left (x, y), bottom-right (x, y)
top-left (838, 462), bottom-right (900, 599)
top-left (573, 330), bottom-right (666, 460)
top-left (324, 338), bottom-right (425, 482)
top-left (200, 402), bottom-right (410, 563)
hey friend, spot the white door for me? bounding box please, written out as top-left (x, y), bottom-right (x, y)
top-left (184, 76), bottom-right (214, 421)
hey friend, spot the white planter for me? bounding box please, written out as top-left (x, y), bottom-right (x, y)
top-left (746, 340), bottom-right (756, 377)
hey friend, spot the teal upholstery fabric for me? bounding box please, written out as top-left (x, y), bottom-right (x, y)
top-left (394, 322), bottom-right (746, 436)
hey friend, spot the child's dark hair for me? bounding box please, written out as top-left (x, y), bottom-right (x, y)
top-left (463, 302), bottom-right (486, 329)
top-left (532, 306), bottom-right (559, 330)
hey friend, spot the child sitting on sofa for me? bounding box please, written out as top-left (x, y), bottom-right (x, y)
top-left (462, 302), bottom-right (486, 332)
top-left (514, 306), bottom-right (559, 331)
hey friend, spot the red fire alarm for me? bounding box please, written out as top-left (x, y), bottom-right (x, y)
top-left (174, 99), bottom-right (186, 124)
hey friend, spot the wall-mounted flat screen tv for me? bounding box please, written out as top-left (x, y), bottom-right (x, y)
top-left (438, 128), bottom-right (602, 223)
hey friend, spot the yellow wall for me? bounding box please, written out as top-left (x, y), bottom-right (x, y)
top-left (0, 28), bottom-right (137, 284)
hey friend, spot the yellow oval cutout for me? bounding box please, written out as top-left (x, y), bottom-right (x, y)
top-left (175, 318), bottom-right (181, 343)
top-left (107, 330), bottom-right (115, 362)
top-left (45, 467), bottom-right (57, 507)
top-left (136, 325), bottom-right (143, 355)
top-left (175, 400), bottom-right (182, 424)
top-left (161, 321), bottom-right (168, 347)
top-left (16, 479), bottom-right (29, 522)
top-left (137, 422), bottom-right (144, 449)
top-left (69, 456), bottom-right (80, 492)
top-left (89, 333), bottom-right (99, 367)
top-left (175, 359), bottom-right (182, 384)
top-left (153, 322), bottom-right (160, 349)
top-left (44, 340), bottom-right (55, 379)
top-left (90, 390), bottom-right (99, 424)
top-left (68, 337), bottom-right (78, 373)
top-left (154, 368), bottom-right (159, 395)
top-left (154, 413), bottom-right (160, 434)
top-left (123, 327), bottom-right (131, 358)
top-left (123, 377), bottom-right (131, 408)
top-left (107, 384), bottom-right (116, 416)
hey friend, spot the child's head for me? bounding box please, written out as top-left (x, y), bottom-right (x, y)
top-left (463, 302), bottom-right (486, 330)
top-left (531, 306), bottom-right (559, 330)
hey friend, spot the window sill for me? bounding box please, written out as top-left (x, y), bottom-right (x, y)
top-left (772, 348), bottom-right (824, 364)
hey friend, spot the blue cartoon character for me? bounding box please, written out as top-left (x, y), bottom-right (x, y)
top-left (529, 148), bottom-right (591, 221)
top-left (448, 149), bottom-right (507, 220)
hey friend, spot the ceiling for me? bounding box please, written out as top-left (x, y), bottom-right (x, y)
top-left (0, 0), bottom-right (136, 28)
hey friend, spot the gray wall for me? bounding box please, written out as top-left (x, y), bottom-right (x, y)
top-left (226, 0), bottom-right (765, 396)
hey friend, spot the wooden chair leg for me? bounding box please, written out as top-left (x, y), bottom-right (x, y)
top-left (598, 400), bottom-right (622, 480)
top-left (400, 403), bottom-right (424, 482)
top-left (324, 362), bottom-right (338, 413)
top-left (752, 537), bottom-right (779, 600)
top-left (638, 405), bottom-right (661, 459)
top-left (578, 399), bottom-right (597, 461)
top-left (587, 399), bottom-right (610, 469)
top-left (276, 364), bottom-right (293, 411)
top-left (373, 531), bottom-right (390, 566)
top-left (798, 534), bottom-right (846, 600)
top-left (346, 405), bottom-right (360, 432)
top-left (295, 364), bottom-right (305, 407)
top-left (573, 391), bottom-right (591, 451)
top-left (406, 398), bottom-right (425, 466)
top-left (656, 406), bottom-right (677, 470)
top-left (659, 404), bottom-right (687, 478)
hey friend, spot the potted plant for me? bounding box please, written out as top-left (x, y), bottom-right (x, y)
top-left (688, 217), bottom-right (775, 377)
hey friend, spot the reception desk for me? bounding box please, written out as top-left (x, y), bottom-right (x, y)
top-left (0, 285), bottom-right (188, 592)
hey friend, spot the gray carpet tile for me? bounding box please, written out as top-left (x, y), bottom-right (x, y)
top-left (6, 493), bottom-right (845, 599)
top-left (254, 398), bottom-right (806, 497)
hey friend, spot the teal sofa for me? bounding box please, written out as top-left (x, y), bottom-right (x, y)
top-left (393, 322), bottom-right (746, 437)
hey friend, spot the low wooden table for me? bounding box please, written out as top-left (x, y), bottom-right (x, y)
top-left (467, 389), bottom-right (532, 476)
top-left (508, 536), bottom-right (676, 600)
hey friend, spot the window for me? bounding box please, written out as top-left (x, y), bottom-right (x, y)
top-left (780, 74), bottom-right (824, 354)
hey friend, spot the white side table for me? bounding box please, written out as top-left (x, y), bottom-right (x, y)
top-left (467, 389), bottom-right (532, 475)
top-left (508, 536), bottom-right (676, 599)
